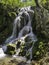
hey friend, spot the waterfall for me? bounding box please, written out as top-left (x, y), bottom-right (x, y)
top-left (1, 6), bottom-right (37, 60)
top-left (5, 16), bottom-right (21, 43)
top-left (5, 9), bottom-right (33, 44)
top-left (28, 42), bottom-right (35, 60)
top-left (0, 47), bottom-right (6, 58)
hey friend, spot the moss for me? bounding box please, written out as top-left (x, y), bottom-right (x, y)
top-left (5, 44), bottom-right (16, 55)
top-left (32, 41), bottom-right (47, 60)
top-left (19, 45), bottom-right (26, 56)
top-left (19, 41), bottom-right (26, 56)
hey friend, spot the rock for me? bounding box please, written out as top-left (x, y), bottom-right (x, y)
top-left (5, 44), bottom-right (16, 55)
top-left (19, 42), bottom-right (26, 56)
top-left (16, 40), bottom-right (21, 49)
top-left (31, 60), bottom-right (39, 65)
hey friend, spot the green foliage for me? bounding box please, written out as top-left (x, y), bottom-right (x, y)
top-left (20, 0), bottom-right (35, 7)
top-left (32, 41), bottom-right (47, 60)
top-left (0, 0), bottom-right (19, 7)
top-left (0, 2), bottom-right (18, 44)
top-left (40, 0), bottom-right (49, 9)
top-left (33, 8), bottom-right (49, 41)
top-left (43, 1), bottom-right (49, 10)
top-left (0, 0), bottom-right (49, 61)
top-left (0, 0), bottom-right (36, 7)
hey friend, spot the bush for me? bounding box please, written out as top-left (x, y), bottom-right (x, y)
top-left (32, 41), bottom-right (47, 60)
top-left (33, 8), bottom-right (49, 41)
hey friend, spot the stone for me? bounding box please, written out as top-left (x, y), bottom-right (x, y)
top-left (19, 43), bottom-right (26, 56)
top-left (5, 44), bottom-right (16, 55)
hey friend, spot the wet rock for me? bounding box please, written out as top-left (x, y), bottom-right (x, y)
top-left (16, 40), bottom-right (21, 49)
top-left (39, 56), bottom-right (49, 65)
top-left (5, 44), bottom-right (16, 55)
top-left (19, 42), bottom-right (26, 56)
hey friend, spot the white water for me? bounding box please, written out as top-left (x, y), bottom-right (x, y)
top-left (0, 6), bottom-right (37, 60)
top-left (28, 42), bottom-right (35, 60)
top-left (0, 48), bottom-right (6, 58)
top-left (13, 55), bottom-right (26, 62)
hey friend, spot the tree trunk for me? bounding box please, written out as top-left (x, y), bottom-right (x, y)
top-left (35, 0), bottom-right (40, 7)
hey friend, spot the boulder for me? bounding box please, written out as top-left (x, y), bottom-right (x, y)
top-left (18, 40), bottom-right (26, 56)
top-left (5, 44), bottom-right (16, 55)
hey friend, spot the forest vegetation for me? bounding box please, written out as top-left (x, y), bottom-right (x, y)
top-left (0, 0), bottom-right (49, 65)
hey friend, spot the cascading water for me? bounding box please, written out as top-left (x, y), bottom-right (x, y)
top-left (0, 46), bottom-right (6, 58)
top-left (0, 6), bottom-right (37, 60)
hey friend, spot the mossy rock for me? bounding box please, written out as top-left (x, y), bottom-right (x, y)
top-left (16, 40), bottom-right (22, 49)
top-left (7, 44), bottom-right (16, 50)
top-left (5, 44), bottom-right (16, 55)
top-left (19, 50), bottom-right (26, 56)
top-left (19, 44), bottom-right (26, 56)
